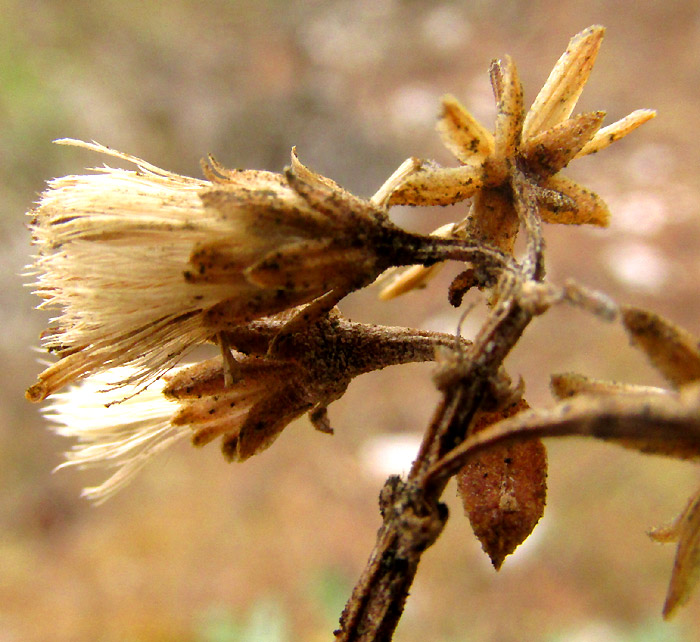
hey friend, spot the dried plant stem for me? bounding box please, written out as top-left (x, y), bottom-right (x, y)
top-left (427, 387), bottom-right (700, 484)
top-left (336, 294), bottom-right (700, 640)
top-left (336, 293), bottom-right (537, 641)
top-left (406, 235), bottom-right (515, 273)
top-left (336, 138), bottom-right (554, 640)
top-left (511, 167), bottom-right (545, 280)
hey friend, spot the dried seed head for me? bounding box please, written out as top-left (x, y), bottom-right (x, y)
top-left (44, 314), bottom-right (461, 500)
top-left (26, 141), bottom-right (437, 401)
top-left (25, 140), bottom-right (278, 400)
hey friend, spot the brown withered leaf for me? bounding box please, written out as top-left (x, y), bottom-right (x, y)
top-left (649, 485), bottom-right (700, 618)
top-left (430, 384), bottom-right (700, 616)
top-left (457, 398), bottom-right (547, 569)
top-left (622, 306), bottom-right (700, 388)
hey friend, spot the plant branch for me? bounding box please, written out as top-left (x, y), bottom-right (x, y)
top-left (335, 279), bottom-right (542, 640)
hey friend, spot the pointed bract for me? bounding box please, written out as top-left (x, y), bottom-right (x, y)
top-left (388, 162), bottom-right (483, 206)
top-left (491, 55), bottom-right (524, 164)
top-left (522, 26), bottom-right (605, 139)
top-left (521, 111), bottom-right (606, 176)
top-left (539, 174), bottom-right (610, 226)
top-left (576, 109), bottom-right (656, 157)
top-left (437, 95), bottom-right (494, 163)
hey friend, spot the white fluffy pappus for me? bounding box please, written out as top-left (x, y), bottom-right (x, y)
top-left (44, 367), bottom-right (188, 504)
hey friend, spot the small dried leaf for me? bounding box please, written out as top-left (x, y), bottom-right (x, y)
top-left (457, 399), bottom-right (547, 569)
top-left (622, 306), bottom-right (700, 388)
top-left (440, 388), bottom-right (700, 616)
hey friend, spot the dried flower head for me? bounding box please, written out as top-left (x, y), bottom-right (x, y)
top-left (26, 141), bottom-right (504, 402)
top-left (44, 312), bottom-right (463, 502)
top-left (380, 25), bottom-right (655, 299)
top-left (26, 140), bottom-right (216, 401)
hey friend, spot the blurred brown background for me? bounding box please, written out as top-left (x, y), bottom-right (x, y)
top-left (3, 1), bottom-right (700, 640)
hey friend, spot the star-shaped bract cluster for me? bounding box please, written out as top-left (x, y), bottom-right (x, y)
top-left (381, 26), bottom-right (655, 299)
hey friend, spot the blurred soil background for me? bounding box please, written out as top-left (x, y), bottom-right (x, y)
top-left (3, 1), bottom-right (700, 640)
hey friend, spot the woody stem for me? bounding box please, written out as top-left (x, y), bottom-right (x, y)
top-left (335, 281), bottom-right (538, 641)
